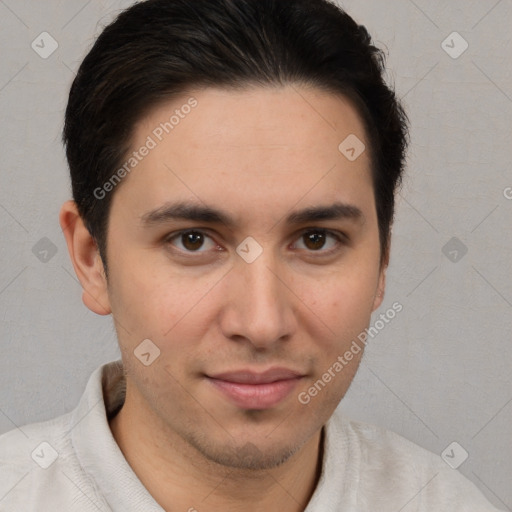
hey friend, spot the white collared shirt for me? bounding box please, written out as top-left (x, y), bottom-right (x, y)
top-left (0, 360), bottom-right (502, 511)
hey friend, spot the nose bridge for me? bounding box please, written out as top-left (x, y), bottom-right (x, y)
top-left (225, 248), bottom-right (295, 346)
top-left (244, 254), bottom-right (282, 307)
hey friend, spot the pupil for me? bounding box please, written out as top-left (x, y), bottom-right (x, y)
top-left (183, 232), bottom-right (203, 250)
top-left (305, 232), bottom-right (325, 250)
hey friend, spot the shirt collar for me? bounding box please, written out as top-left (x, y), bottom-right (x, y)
top-left (71, 360), bottom-right (164, 511)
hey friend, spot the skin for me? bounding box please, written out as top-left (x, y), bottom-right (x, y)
top-left (60, 85), bottom-right (387, 512)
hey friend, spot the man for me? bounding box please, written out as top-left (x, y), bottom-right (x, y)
top-left (0, 0), bottom-right (503, 510)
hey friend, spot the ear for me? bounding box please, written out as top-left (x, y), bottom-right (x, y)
top-left (59, 200), bottom-right (111, 315)
top-left (372, 243), bottom-right (390, 312)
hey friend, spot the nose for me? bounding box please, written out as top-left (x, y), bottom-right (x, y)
top-left (219, 252), bottom-right (297, 349)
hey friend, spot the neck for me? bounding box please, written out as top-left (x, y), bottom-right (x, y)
top-left (109, 386), bottom-right (324, 512)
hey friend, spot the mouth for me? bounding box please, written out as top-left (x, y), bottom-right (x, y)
top-left (205, 367), bottom-right (305, 410)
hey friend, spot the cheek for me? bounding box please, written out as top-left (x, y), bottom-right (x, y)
top-left (108, 258), bottom-right (222, 354)
top-left (296, 263), bottom-right (380, 338)
top-left (106, 264), bottom-right (169, 350)
top-left (297, 276), bottom-right (373, 406)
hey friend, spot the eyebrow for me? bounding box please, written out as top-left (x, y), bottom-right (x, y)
top-left (140, 201), bottom-right (364, 228)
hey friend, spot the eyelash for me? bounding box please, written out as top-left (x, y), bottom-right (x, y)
top-left (164, 228), bottom-right (347, 257)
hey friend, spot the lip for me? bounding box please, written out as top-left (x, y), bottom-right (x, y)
top-left (206, 367), bottom-right (305, 409)
top-left (209, 367), bottom-right (303, 384)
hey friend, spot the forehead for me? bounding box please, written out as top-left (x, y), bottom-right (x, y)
top-left (112, 85), bottom-right (374, 220)
top-left (136, 85), bottom-right (367, 150)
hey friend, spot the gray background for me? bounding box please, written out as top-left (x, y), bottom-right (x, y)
top-left (0, 0), bottom-right (511, 509)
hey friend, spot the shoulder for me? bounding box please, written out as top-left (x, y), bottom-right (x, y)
top-left (1, 413), bottom-right (74, 508)
top-left (0, 363), bottom-right (115, 511)
top-left (327, 412), bottom-right (503, 511)
top-left (0, 411), bottom-right (72, 471)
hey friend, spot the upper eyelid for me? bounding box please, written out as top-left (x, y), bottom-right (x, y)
top-left (165, 229), bottom-right (218, 250)
top-left (291, 229), bottom-right (346, 251)
top-left (165, 229), bottom-right (217, 243)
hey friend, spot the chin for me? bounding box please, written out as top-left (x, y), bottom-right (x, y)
top-left (186, 430), bottom-right (304, 471)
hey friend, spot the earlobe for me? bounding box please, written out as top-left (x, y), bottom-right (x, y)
top-left (59, 200), bottom-right (111, 316)
top-left (372, 244), bottom-right (390, 312)
top-left (372, 270), bottom-right (386, 312)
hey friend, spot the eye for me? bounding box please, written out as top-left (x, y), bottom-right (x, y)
top-left (292, 229), bottom-right (343, 252)
top-left (166, 230), bottom-right (218, 253)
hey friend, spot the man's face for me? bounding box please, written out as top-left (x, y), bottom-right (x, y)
top-left (102, 86), bottom-right (385, 469)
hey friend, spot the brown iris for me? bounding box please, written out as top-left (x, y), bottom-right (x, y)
top-left (181, 231), bottom-right (205, 251)
top-left (303, 231), bottom-right (326, 250)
